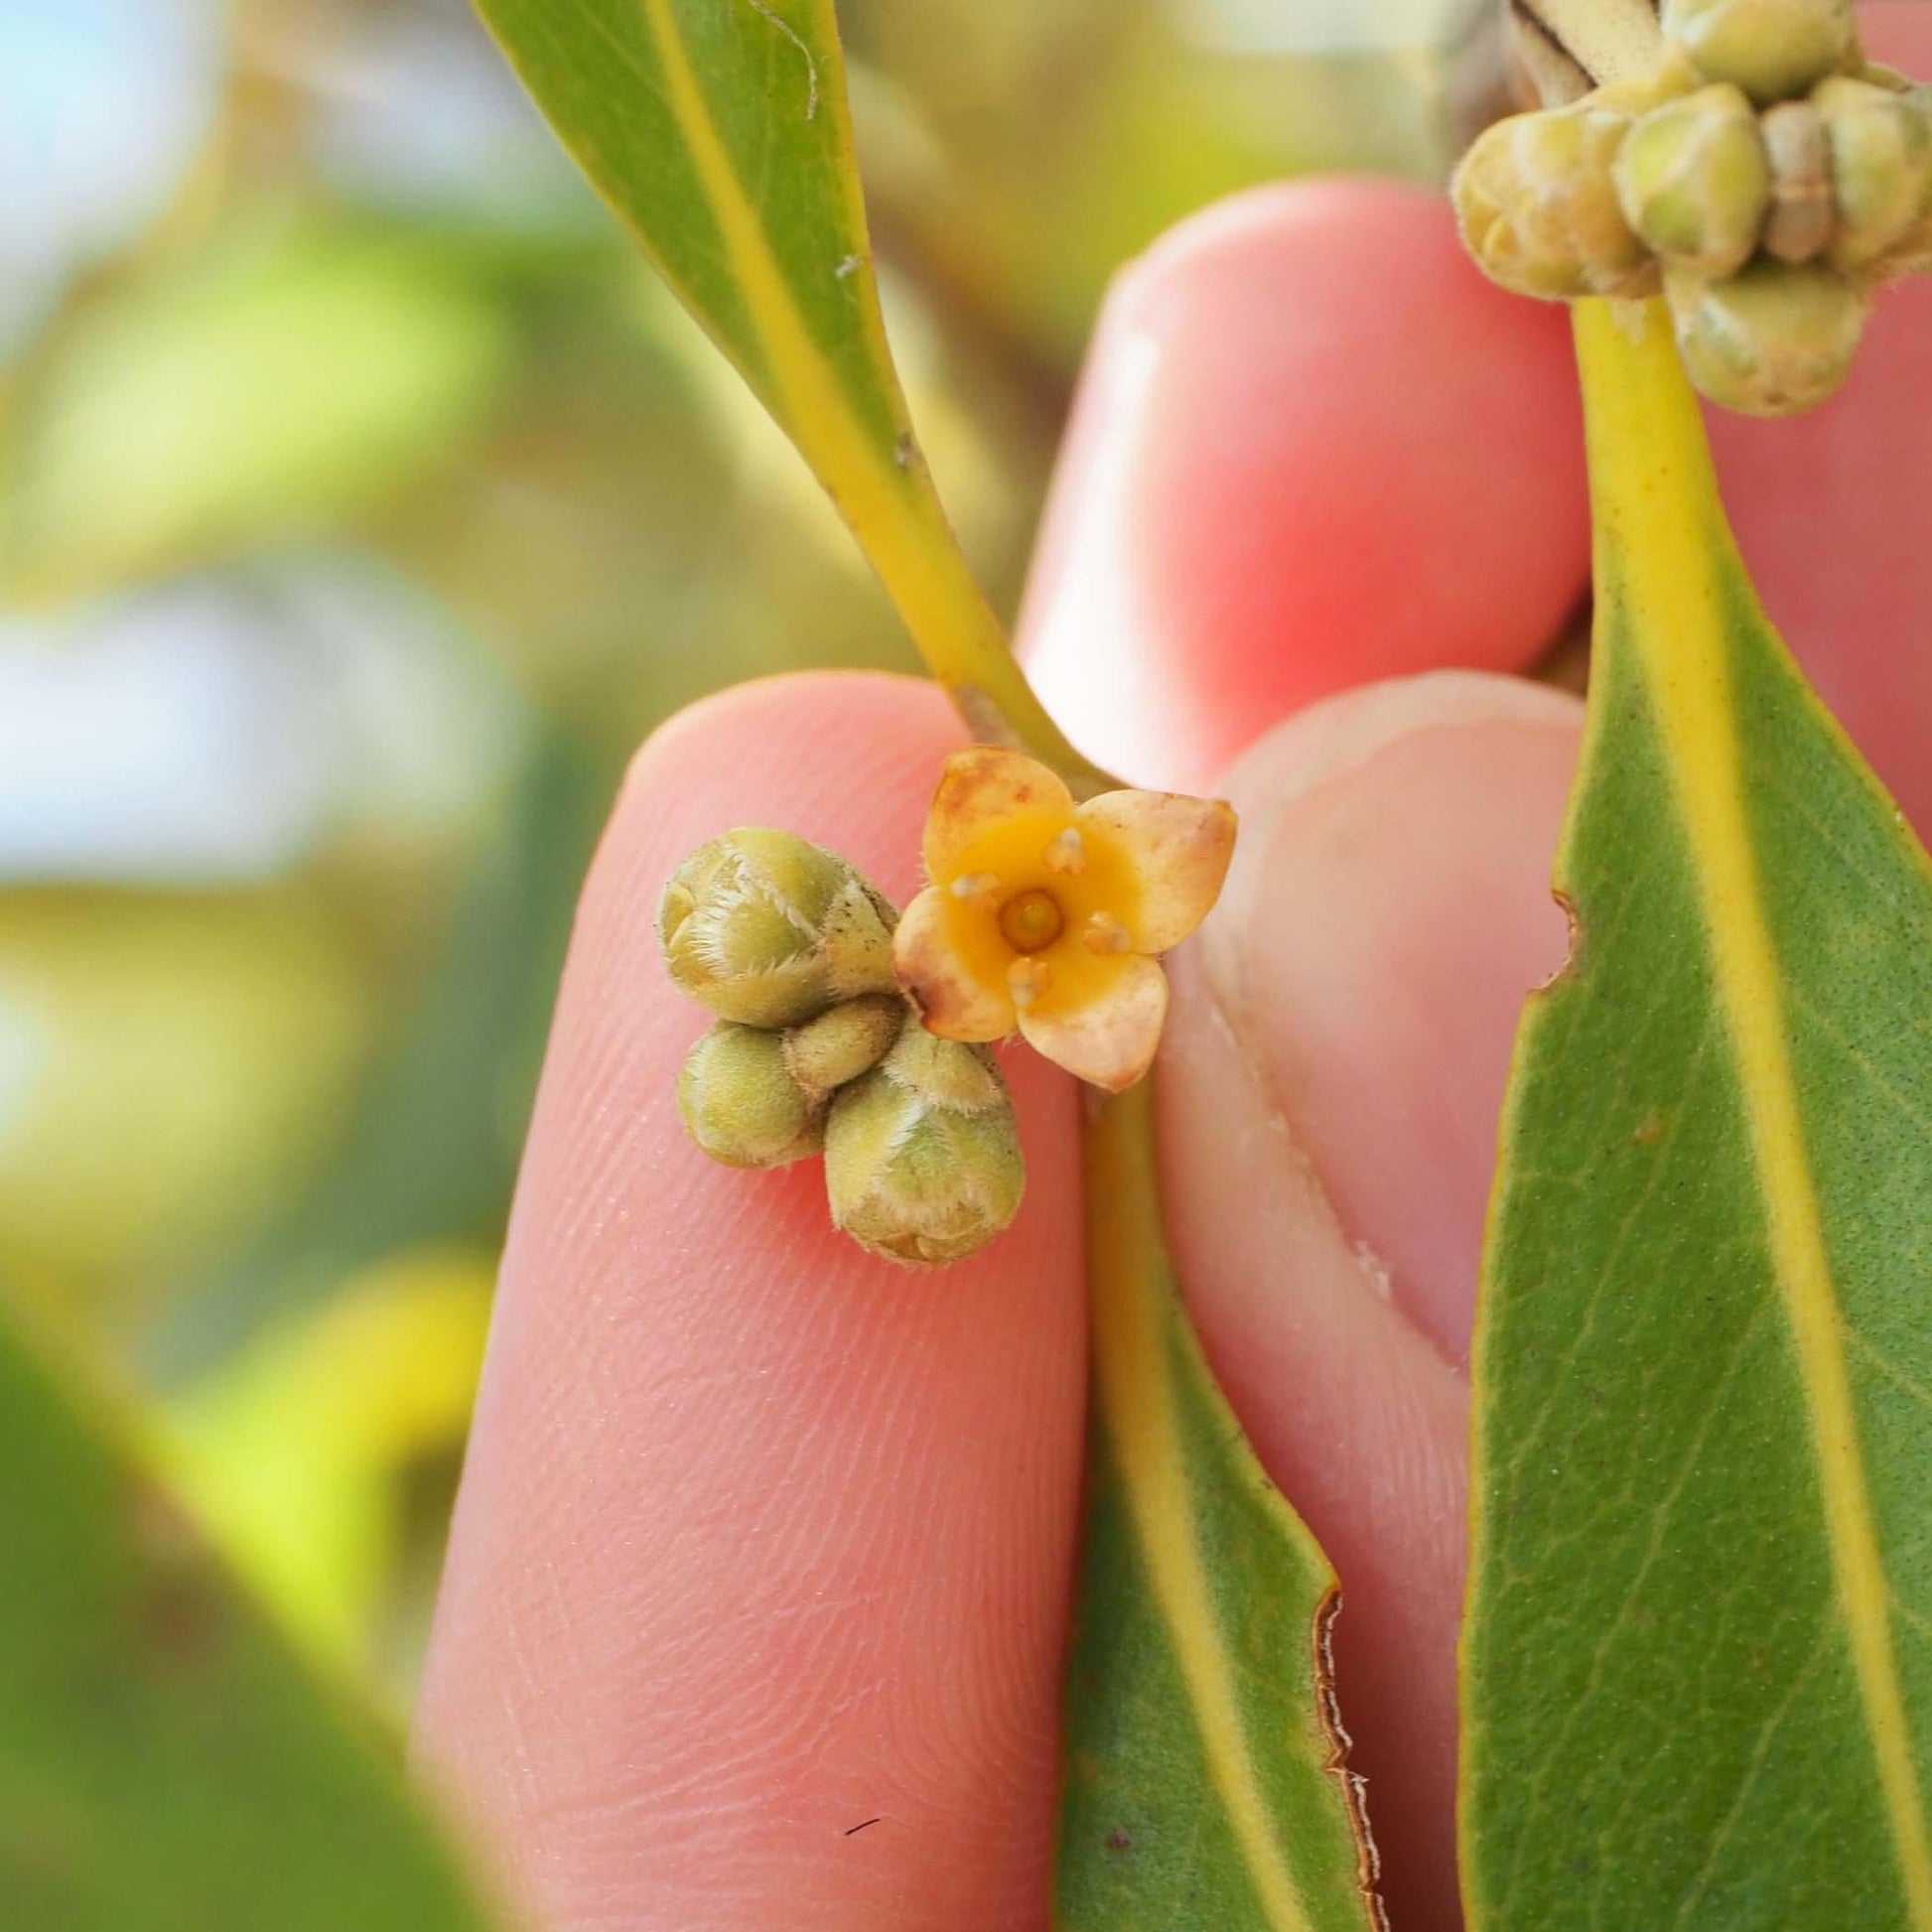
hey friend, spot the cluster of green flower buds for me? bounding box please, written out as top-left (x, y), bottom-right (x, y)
top-left (658, 827), bottom-right (1025, 1265)
top-left (1453, 0), bottom-right (1932, 413)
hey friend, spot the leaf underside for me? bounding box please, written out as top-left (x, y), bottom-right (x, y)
top-left (1060, 1085), bottom-right (1385, 1932)
top-left (1462, 300), bottom-right (1932, 1931)
top-left (0, 1316), bottom-right (496, 1932)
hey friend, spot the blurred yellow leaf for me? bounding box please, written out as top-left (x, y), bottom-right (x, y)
top-left (2, 228), bottom-right (515, 601)
top-left (0, 888), bottom-right (375, 1296)
top-left (159, 1244), bottom-right (493, 1678)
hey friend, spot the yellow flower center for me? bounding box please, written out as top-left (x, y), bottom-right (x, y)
top-left (935, 805), bottom-right (1146, 1020)
top-left (999, 888), bottom-right (1064, 954)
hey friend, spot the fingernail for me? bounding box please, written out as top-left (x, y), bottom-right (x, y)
top-left (1195, 672), bottom-right (1582, 1366)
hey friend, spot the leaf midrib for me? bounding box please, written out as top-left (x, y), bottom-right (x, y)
top-left (1575, 298), bottom-right (1932, 1928)
top-left (1085, 1085), bottom-right (1329, 1932)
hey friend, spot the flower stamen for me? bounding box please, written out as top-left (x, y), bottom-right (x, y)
top-left (1082, 910), bottom-right (1132, 955)
top-left (950, 871), bottom-right (1001, 906)
top-left (999, 888), bottom-right (1065, 954)
top-left (1010, 956), bottom-right (1054, 1009)
top-left (1043, 828), bottom-right (1085, 876)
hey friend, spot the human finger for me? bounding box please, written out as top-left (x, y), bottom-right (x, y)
top-left (412, 673), bottom-right (1086, 1932)
top-left (1018, 178), bottom-right (1588, 792)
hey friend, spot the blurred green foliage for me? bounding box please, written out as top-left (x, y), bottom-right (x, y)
top-left (7, 224), bottom-right (515, 601)
top-left (0, 0), bottom-right (1472, 1710)
top-left (0, 1307), bottom-right (497, 1932)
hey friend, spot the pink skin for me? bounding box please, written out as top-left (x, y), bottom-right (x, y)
top-left (414, 14), bottom-right (1932, 1927)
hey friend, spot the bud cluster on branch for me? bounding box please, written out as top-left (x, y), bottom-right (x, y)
top-left (1453, 0), bottom-right (1932, 413)
top-left (656, 754), bottom-right (1235, 1267)
top-left (658, 828), bottom-right (1025, 1265)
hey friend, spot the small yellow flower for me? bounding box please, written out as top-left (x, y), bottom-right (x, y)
top-left (894, 747), bottom-right (1236, 1092)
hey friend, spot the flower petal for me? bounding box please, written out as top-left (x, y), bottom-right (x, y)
top-left (1076, 790), bottom-right (1237, 953)
top-left (1017, 953), bottom-right (1169, 1092)
top-left (892, 886), bottom-right (1015, 1041)
top-left (923, 747), bottom-right (1074, 882)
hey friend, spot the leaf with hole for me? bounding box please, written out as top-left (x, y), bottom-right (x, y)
top-left (1462, 299), bottom-right (1932, 1931)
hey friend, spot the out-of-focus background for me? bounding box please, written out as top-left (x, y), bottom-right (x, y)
top-left (1, 0), bottom-right (1481, 1708)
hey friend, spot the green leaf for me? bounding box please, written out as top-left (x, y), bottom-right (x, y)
top-left (0, 1305), bottom-right (498, 1932)
top-left (1463, 299), bottom-right (1932, 1929)
top-left (1058, 1085), bottom-right (1385, 1932)
top-left (464, 0), bottom-right (1098, 781)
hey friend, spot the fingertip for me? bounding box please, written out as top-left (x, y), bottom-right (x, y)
top-left (419, 670), bottom-right (1086, 1932)
top-left (1199, 669), bottom-right (1582, 1366)
top-left (1157, 670), bottom-right (1584, 1932)
top-left (1862, 2), bottom-right (1932, 73)
top-left (1022, 179), bottom-right (1588, 789)
top-left (617, 670), bottom-right (961, 907)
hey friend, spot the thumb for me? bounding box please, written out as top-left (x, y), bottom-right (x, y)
top-left (1157, 671), bottom-right (1581, 1932)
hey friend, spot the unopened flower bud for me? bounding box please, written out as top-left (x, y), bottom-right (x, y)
top-left (782, 994), bottom-right (906, 1098)
top-left (823, 1028), bottom-right (1024, 1266)
top-left (1761, 99), bottom-right (1834, 262)
top-left (1615, 83), bottom-right (1770, 276)
top-left (1815, 75), bottom-right (1932, 272)
top-left (1667, 256), bottom-right (1866, 414)
top-left (658, 828), bottom-right (897, 1029)
top-left (678, 1022), bottom-right (825, 1168)
top-left (1878, 86), bottom-right (1932, 276)
top-left (1452, 100), bottom-right (1656, 302)
top-left (1665, 0), bottom-right (1855, 107)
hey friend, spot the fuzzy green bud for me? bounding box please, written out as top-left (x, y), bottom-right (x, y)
top-left (1615, 83), bottom-right (1770, 276)
top-left (782, 994), bottom-right (906, 1098)
top-left (1665, 0), bottom-right (1855, 107)
top-left (659, 828), bottom-right (897, 1029)
top-left (823, 1028), bottom-right (1024, 1266)
top-left (1452, 99), bottom-right (1657, 302)
top-left (678, 1022), bottom-right (825, 1168)
top-left (1876, 86), bottom-right (1932, 276)
top-left (1667, 256), bottom-right (1867, 414)
top-left (1815, 75), bottom-right (1932, 272)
